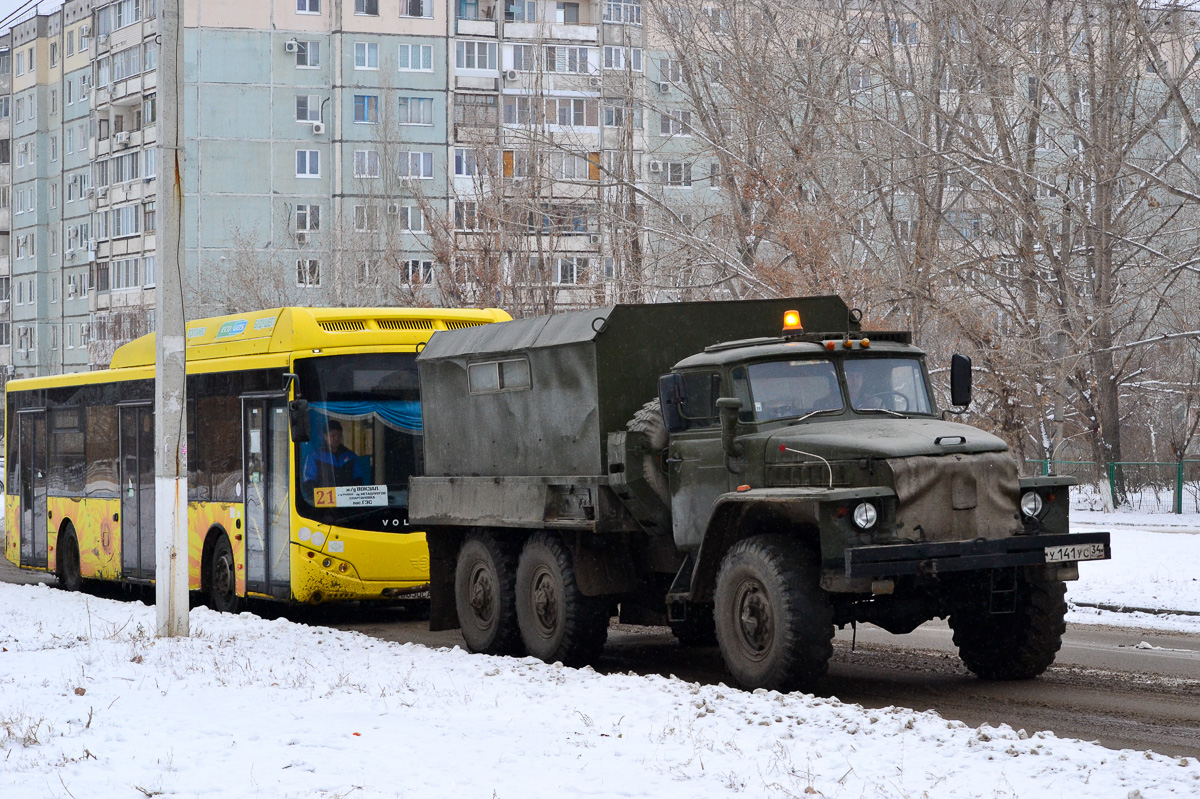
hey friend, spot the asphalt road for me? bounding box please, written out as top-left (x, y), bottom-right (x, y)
top-left (4, 558), bottom-right (1198, 757)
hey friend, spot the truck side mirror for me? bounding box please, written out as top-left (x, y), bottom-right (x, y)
top-left (950, 354), bottom-right (972, 407)
top-left (658, 374), bottom-right (688, 433)
top-left (289, 399), bottom-right (311, 443)
top-left (715, 397), bottom-right (745, 459)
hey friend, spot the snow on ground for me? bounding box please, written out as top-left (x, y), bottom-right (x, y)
top-left (2, 512), bottom-right (1199, 798)
top-left (1, 583), bottom-right (1198, 799)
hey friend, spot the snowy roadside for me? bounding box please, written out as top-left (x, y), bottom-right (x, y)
top-left (1, 583), bottom-right (1197, 799)
top-left (1066, 525), bottom-right (1200, 633)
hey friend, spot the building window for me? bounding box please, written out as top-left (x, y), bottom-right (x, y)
top-left (544, 46), bottom-right (588, 73)
top-left (456, 40), bottom-right (497, 71)
top-left (353, 94), bottom-right (379, 124)
top-left (548, 152), bottom-right (593, 180)
top-left (354, 149), bottom-right (381, 178)
top-left (144, 93), bottom-right (158, 125)
top-left (355, 0), bottom-right (379, 14)
top-left (602, 0), bottom-right (641, 25)
top-left (602, 46), bottom-right (642, 71)
top-left (659, 57), bottom-right (686, 84)
top-left (354, 205), bottom-right (381, 232)
top-left (512, 44), bottom-right (537, 71)
top-left (399, 205), bottom-right (424, 231)
top-left (144, 201), bottom-right (157, 233)
top-left (296, 94), bottom-right (321, 122)
top-left (455, 201), bottom-right (479, 230)
top-left (296, 149), bottom-right (321, 177)
top-left (0, 323), bottom-right (9, 347)
top-left (660, 111), bottom-right (692, 136)
top-left (297, 0), bottom-right (321, 13)
top-left (397, 96), bottom-right (433, 125)
top-left (666, 162), bottom-right (692, 187)
top-left (296, 259), bottom-right (321, 287)
top-left (296, 41), bottom-right (320, 68)
top-left (554, 257), bottom-right (588, 284)
top-left (506, 0), bottom-right (536, 20)
top-left (398, 44), bottom-right (433, 71)
top-left (404, 260), bottom-right (433, 284)
top-left (399, 0), bottom-right (432, 17)
top-left (296, 204), bottom-right (320, 231)
top-left (544, 97), bottom-right (599, 127)
top-left (454, 148), bottom-right (481, 176)
top-left (555, 2), bottom-right (580, 23)
top-left (398, 151), bottom-right (434, 178)
top-left (354, 42), bottom-right (379, 69)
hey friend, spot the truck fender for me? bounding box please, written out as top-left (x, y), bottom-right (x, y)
top-left (686, 487), bottom-right (896, 601)
top-left (426, 527), bottom-right (466, 631)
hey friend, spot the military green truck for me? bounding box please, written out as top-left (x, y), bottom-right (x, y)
top-left (408, 296), bottom-right (1110, 692)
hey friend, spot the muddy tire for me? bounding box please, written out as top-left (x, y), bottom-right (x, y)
top-left (56, 526), bottom-right (83, 593)
top-left (948, 568), bottom-right (1067, 680)
top-left (714, 535), bottom-right (833, 693)
top-left (670, 605), bottom-right (717, 647)
top-left (455, 531), bottom-right (523, 656)
top-left (515, 533), bottom-right (608, 667)
top-left (207, 533), bottom-right (240, 614)
top-left (626, 399), bottom-right (670, 505)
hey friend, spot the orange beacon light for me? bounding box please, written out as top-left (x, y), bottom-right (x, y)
top-left (782, 310), bottom-right (802, 332)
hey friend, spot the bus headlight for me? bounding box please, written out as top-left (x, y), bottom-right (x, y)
top-left (853, 502), bottom-right (878, 530)
top-left (1020, 491), bottom-right (1044, 517)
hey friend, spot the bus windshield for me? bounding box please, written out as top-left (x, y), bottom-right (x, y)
top-left (293, 353), bottom-right (423, 530)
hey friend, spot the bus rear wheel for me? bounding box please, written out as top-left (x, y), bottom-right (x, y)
top-left (56, 525), bottom-right (83, 593)
top-left (207, 533), bottom-right (240, 614)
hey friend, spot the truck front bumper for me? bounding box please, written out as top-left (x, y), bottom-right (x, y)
top-left (844, 532), bottom-right (1111, 579)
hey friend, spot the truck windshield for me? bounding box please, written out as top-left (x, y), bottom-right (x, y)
top-left (293, 353), bottom-right (422, 531)
top-left (732, 359), bottom-right (844, 422)
top-left (844, 358), bottom-right (932, 415)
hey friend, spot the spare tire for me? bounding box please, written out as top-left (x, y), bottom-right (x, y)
top-left (626, 399), bottom-right (670, 504)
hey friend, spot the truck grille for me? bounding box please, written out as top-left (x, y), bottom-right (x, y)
top-left (886, 451), bottom-right (1021, 542)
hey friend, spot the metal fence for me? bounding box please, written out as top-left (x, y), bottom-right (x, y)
top-left (1026, 460), bottom-right (1200, 514)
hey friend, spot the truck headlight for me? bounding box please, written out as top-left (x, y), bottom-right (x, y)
top-left (1020, 491), bottom-right (1044, 517)
top-left (852, 502), bottom-right (878, 529)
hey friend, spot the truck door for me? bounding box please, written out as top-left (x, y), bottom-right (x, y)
top-left (242, 397), bottom-right (291, 599)
top-left (17, 411), bottom-right (48, 568)
top-left (119, 404), bottom-right (155, 580)
top-left (666, 371), bottom-right (731, 552)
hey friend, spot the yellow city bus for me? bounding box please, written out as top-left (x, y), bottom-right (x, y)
top-left (3, 306), bottom-right (510, 611)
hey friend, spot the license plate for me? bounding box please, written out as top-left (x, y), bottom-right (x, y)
top-left (1044, 543), bottom-right (1106, 564)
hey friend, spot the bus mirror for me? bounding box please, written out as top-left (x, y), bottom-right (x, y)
top-left (289, 399), bottom-right (311, 443)
top-left (283, 372), bottom-right (299, 395)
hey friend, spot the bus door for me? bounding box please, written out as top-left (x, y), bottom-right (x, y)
top-left (119, 404), bottom-right (155, 580)
top-left (17, 411), bottom-right (48, 568)
top-left (243, 397), bottom-right (291, 599)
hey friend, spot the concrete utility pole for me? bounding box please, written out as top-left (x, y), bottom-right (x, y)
top-left (155, 0), bottom-right (189, 638)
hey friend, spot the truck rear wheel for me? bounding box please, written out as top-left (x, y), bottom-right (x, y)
top-left (714, 535), bottom-right (833, 693)
top-left (949, 568), bottom-right (1066, 680)
top-left (455, 532), bottom-right (523, 656)
top-left (626, 399), bottom-right (669, 504)
top-left (515, 533), bottom-right (608, 667)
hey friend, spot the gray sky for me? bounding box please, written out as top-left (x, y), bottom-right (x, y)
top-left (0, 0), bottom-right (63, 32)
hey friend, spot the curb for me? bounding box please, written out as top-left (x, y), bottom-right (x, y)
top-left (1072, 601), bottom-right (1200, 618)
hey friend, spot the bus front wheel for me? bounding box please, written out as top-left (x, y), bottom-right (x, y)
top-left (207, 533), bottom-right (240, 614)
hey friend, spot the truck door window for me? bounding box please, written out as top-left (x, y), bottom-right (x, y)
top-left (679, 371), bottom-right (720, 428)
top-left (845, 358), bottom-right (932, 415)
top-left (740, 360), bottom-right (843, 422)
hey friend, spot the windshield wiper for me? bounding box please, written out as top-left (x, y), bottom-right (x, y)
top-left (856, 407), bottom-right (908, 418)
top-left (786, 408), bottom-right (843, 425)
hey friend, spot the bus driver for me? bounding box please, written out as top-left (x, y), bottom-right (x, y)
top-left (302, 419), bottom-right (360, 495)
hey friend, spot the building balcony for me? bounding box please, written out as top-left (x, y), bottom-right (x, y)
top-left (504, 22), bottom-right (598, 42)
top-left (456, 18), bottom-right (497, 37)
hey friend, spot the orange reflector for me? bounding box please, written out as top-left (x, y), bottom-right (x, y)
top-left (843, 339), bottom-right (853, 348)
top-left (825, 341), bottom-right (836, 350)
top-left (737, 484), bottom-right (752, 492)
top-left (861, 338), bottom-right (871, 348)
top-left (782, 310), bottom-right (802, 331)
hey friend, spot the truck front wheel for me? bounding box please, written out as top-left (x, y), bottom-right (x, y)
top-left (714, 535), bottom-right (833, 693)
top-left (948, 568), bottom-right (1067, 680)
top-left (515, 533), bottom-right (609, 667)
top-left (455, 532), bottom-right (523, 656)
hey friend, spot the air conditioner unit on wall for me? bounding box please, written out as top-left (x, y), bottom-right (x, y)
top-left (588, 233), bottom-right (601, 244)
top-left (296, 231), bottom-right (309, 245)
top-left (504, 69), bottom-right (519, 82)
top-left (97, 34), bottom-right (109, 46)
top-left (657, 82), bottom-right (670, 93)
top-left (311, 121), bottom-right (326, 135)
top-left (97, 186), bottom-right (108, 197)
top-left (284, 39), bottom-right (299, 53)
top-left (648, 160), bottom-right (663, 173)
top-left (386, 203), bottom-right (400, 215)
top-left (114, 131), bottom-right (131, 145)
top-left (589, 76), bottom-right (601, 88)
